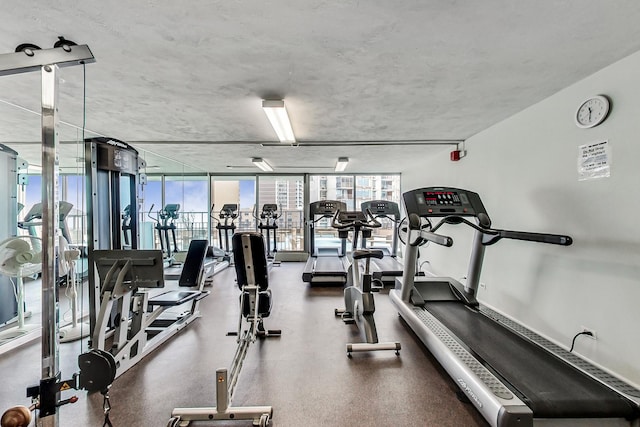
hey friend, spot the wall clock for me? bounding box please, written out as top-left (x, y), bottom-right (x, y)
top-left (575, 95), bottom-right (610, 128)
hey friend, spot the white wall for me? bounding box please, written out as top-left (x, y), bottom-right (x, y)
top-left (402, 50), bottom-right (640, 387)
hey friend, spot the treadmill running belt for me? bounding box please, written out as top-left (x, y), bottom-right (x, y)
top-left (371, 256), bottom-right (403, 276)
top-left (425, 301), bottom-right (637, 419)
top-left (313, 257), bottom-right (346, 276)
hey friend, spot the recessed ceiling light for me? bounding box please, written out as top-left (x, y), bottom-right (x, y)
top-left (262, 99), bottom-right (296, 143)
top-left (252, 157), bottom-right (274, 172)
top-left (335, 157), bottom-right (349, 172)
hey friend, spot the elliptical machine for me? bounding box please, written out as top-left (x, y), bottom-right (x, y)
top-left (148, 204), bottom-right (181, 266)
top-left (257, 204), bottom-right (281, 267)
top-left (333, 208), bottom-right (401, 357)
top-left (212, 204), bottom-right (238, 263)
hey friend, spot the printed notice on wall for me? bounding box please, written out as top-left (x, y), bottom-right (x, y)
top-left (578, 140), bottom-right (610, 181)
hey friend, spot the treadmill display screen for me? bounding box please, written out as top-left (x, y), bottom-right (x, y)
top-left (424, 191), bottom-right (463, 206)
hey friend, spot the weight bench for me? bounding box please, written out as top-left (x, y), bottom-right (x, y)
top-left (170, 232), bottom-right (280, 427)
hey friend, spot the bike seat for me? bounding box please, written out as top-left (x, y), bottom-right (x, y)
top-left (352, 249), bottom-right (384, 260)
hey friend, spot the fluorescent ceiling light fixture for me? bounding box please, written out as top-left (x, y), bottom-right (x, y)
top-left (335, 157), bottom-right (349, 172)
top-left (262, 99), bottom-right (296, 143)
top-left (252, 157), bottom-right (274, 172)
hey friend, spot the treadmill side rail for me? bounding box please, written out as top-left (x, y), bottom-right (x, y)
top-left (390, 289), bottom-right (533, 427)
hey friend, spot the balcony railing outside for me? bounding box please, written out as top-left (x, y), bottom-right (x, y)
top-left (50, 208), bottom-right (396, 255)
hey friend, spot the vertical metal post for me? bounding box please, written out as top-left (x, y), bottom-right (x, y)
top-left (465, 229), bottom-right (486, 297)
top-left (40, 63), bottom-right (61, 426)
top-left (400, 235), bottom-right (418, 302)
top-left (303, 174), bottom-right (310, 254)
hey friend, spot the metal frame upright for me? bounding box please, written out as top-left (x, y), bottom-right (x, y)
top-left (0, 42), bottom-right (95, 427)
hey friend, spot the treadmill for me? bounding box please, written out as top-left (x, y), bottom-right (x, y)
top-left (391, 187), bottom-right (640, 427)
top-left (302, 200), bottom-right (349, 286)
top-left (360, 200), bottom-right (404, 286)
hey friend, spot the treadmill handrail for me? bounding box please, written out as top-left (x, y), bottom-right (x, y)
top-left (407, 214), bottom-right (453, 247)
top-left (310, 213), bottom-right (335, 225)
top-left (483, 229), bottom-right (573, 246)
top-left (331, 208), bottom-right (382, 230)
top-left (431, 215), bottom-right (572, 247)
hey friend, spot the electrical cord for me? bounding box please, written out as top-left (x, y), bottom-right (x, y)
top-left (569, 331), bottom-right (593, 352)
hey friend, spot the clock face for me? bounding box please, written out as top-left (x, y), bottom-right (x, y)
top-left (575, 95), bottom-right (610, 128)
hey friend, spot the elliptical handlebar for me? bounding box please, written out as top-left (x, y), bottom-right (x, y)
top-left (147, 203), bottom-right (157, 222)
top-left (209, 203), bottom-right (220, 225)
top-left (220, 207), bottom-right (238, 220)
top-left (259, 204), bottom-right (281, 220)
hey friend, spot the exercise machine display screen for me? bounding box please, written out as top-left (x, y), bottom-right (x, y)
top-left (262, 204), bottom-right (277, 213)
top-left (423, 191), bottom-right (466, 206)
top-left (372, 202), bottom-right (390, 211)
top-left (403, 187), bottom-right (488, 219)
top-left (310, 200), bottom-right (347, 215)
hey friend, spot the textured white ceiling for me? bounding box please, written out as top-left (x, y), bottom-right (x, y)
top-left (2, 1), bottom-right (640, 173)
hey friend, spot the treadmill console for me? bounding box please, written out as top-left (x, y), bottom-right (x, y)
top-left (310, 200), bottom-right (347, 216)
top-left (361, 200), bottom-right (401, 218)
top-left (403, 187), bottom-right (488, 219)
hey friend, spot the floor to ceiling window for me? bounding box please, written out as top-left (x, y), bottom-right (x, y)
top-left (140, 175), bottom-right (163, 250)
top-left (355, 175), bottom-right (401, 253)
top-left (134, 173), bottom-right (399, 255)
top-left (309, 174), bottom-right (401, 253)
top-left (210, 176), bottom-right (256, 249)
top-left (164, 175), bottom-right (209, 251)
top-left (257, 175), bottom-right (305, 251)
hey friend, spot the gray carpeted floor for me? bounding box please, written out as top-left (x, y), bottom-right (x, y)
top-left (0, 262), bottom-right (487, 426)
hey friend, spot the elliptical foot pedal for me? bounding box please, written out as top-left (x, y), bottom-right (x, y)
top-left (257, 329), bottom-right (281, 338)
top-left (335, 308), bottom-right (355, 323)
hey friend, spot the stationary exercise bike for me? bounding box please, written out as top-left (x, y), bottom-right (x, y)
top-left (333, 209), bottom-right (401, 357)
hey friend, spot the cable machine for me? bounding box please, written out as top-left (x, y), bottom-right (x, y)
top-left (85, 137), bottom-right (145, 340)
top-left (0, 39), bottom-right (102, 427)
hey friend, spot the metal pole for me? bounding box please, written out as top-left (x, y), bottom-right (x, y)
top-left (40, 63), bottom-right (61, 426)
top-left (465, 229), bottom-right (486, 297)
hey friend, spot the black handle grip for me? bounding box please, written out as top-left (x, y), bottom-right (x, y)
top-left (499, 230), bottom-right (572, 246)
top-left (420, 230), bottom-right (453, 247)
